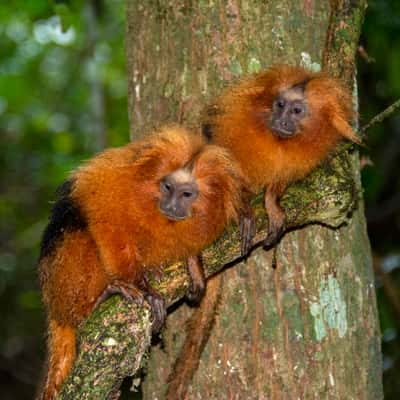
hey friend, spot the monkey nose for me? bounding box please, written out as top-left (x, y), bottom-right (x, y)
top-left (164, 204), bottom-right (176, 213)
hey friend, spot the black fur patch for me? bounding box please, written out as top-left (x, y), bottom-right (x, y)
top-left (201, 123), bottom-right (214, 141)
top-left (291, 77), bottom-right (313, 92)
top-left (39, 179), bottom-right (87, 260)
top-left (201, 104), bottom-right (221, 141)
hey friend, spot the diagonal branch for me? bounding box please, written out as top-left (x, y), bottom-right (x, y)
top-left (360, 99), bottom-right (400, 134)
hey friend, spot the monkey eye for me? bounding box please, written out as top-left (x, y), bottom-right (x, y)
top-left (293, 106), bottom-right (303, 114)
top-left (277, 99), bottom-right (285, 108)
top-left (182, 191), bottom-right (193, 198)
top-left (160, 181), bottom-right (171, 193)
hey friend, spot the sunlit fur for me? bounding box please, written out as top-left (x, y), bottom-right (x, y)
top-left (207, 64), bottom-right (360, 195)
top-left (38, 126), bottom-right (246, 400)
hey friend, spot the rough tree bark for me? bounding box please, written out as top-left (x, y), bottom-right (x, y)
top-left (56, 1), bottom-right (383, 399)
top-left (129, 1), bottom-right (382, 399)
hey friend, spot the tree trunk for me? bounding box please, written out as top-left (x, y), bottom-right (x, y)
top-left (124, 1), bottom-right (383, 399)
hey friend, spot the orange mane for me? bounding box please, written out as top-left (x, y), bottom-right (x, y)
top-left (209, 65), bottom-right (358, 192)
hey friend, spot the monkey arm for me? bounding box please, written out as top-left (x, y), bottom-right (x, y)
top-left (185, 255), bottom-right (206, 304)
top-left (55, 149), bottom-right (358, 400)
top-left (263, 187), bottom-right (286, 248)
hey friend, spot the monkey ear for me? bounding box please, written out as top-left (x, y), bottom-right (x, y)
top-left (332, 115), bottom-right (362, 145)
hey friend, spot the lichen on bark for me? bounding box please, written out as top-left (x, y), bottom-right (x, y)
top-left (57, 297), bottom-right (152, 399)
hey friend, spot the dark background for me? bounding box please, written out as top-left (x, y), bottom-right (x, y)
top-left (0, 1), bottom-right (399, 398)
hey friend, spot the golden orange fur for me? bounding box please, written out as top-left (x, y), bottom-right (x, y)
top-left (204, 64), bottom-right (360, 244)
top-left (38, 126), bottom-right (246, 399)
top-left (207, 64), bottom-right (359, 193)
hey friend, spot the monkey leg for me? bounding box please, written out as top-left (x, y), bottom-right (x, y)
top-left (96, 279), bottom-right (166, 334)
top-left (40, 320), bottom-right (76, 400)
top-left (186, 255), bottom-right (206, 304)
top-left (263, 190), bottom-right (286, 248)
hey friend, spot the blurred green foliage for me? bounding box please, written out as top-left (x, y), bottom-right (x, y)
top-left (0, 1), bottom-right (127, 398)
top-left (0, 0), bottom-right (399, 398)
top-left (359, 1), bottom-right (400, 399)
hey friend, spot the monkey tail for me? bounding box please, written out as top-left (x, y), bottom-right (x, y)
top-left (38, 320), bottom-right (76, 400)
top-left (165, 274), bottom-right (223, 400)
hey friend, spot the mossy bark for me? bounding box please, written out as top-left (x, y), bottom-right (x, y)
top-left (57, 0), bottom-right (382, 398)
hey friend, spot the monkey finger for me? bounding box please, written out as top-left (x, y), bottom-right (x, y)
top-left (144, 266), bottom-right (164, 285)
top-left (153, 265), bottom-right (164, 283)
top-left (144, 292), bottom-right (166, 333)
top-left (93, 280), bottom-right (145, 311)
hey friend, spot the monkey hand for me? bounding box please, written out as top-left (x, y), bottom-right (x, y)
top-left (263, 220), bottom-right (286, 249)
top-left (144, 289), bottom-right (166, 333)
top-left (94, 280), bottom-right (145, 309)
top-left (185, 256), bottom-right (206, 304)
top-left (240, 212), bottom-right (256, 257)
top-left (186, 276), bottom-right (206, 304)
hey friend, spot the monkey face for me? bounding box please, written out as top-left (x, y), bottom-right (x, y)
top-left (158, 169), bottom-right (199, 221)
top-left (268, 87), bottom-right (308, 138)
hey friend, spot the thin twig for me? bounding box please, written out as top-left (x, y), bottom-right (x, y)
top-left (357, 45), bottom-right (375, 64)
top-left (361, 98), bottom-right (400, 134)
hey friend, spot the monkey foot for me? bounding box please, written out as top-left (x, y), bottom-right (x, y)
top-left (263, 224), bottom-right (286, 249)
top-left (94, 280), bottom-right (145, 310)
top-left (95, 279), bottom-right (166, 333)
top-left (138, 277), bottom-right (167, 333)
top-left (145, 292), bottom-right (166, 333)
top-left (240, 213), bottom-right (256, 257)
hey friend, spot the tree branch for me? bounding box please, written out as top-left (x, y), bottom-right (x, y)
top-left (360, 99), bottom-right (400, 134)
top-left (56, 149), bottom-right (359, 399)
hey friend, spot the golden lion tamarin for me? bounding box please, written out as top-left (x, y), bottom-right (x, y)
top-left (203, 64), bottom-right (361, 246)
top-left (166, 65), bottom-right (361, 400)
top-left (38, 126), bottom-right (249, 399)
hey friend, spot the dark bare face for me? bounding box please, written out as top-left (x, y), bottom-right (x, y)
top-left (159, 169), bottom-right (199, 221)
top-left (269, 87), bottom-right (308, 138)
